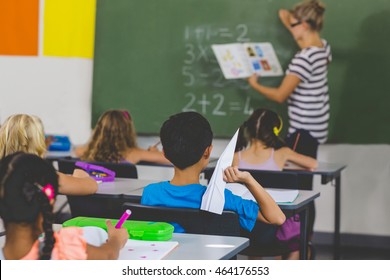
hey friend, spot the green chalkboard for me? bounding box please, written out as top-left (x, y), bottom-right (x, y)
top-left (92, 0), bottom-right (390, 143)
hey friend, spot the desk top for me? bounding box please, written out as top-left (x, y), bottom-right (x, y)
top-left (206, 160), bottom-right (346, 177)
top-left (167, 233), bottom-right (248, 260)
top-left (95, 178), bottom-right (156, 197)
top-left (122, 187), bottom-right (319, 211)
top-left (0, 226), bottom-right (249, 260)
top-left (283, 161), bottom-right (347, 175)
top-left (95, 179), bottom-right (320, 211)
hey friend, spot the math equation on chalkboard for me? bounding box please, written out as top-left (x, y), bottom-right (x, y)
top-left (181, 24), bottom-right (255, 117)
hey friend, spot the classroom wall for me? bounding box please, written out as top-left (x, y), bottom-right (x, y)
top-left (0, 56), bottom-right (93, 144)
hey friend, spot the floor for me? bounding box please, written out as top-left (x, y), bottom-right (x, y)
top-left (315, 244), bottom-right (390, 260)
top-left (237, 244), bottom-right (390, 260)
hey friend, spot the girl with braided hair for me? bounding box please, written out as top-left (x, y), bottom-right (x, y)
top-left (233, 108), bottom-right (317, 171)
top-left (0, 152), bottom-right (128, 260)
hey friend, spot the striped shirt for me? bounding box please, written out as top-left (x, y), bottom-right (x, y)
top-left (286, 39), bottom-right (332, 144)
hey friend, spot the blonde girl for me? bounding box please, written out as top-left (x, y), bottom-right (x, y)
top-left (0, 114), bottom-right (97, 195)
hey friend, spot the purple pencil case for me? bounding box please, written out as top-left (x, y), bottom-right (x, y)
top-left (75, 161), bottom-right (116, 182)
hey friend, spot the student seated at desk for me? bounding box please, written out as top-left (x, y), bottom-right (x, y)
top-left (233, 108), bottom-right (317, 259)
top-left (75, 109), bottom-right (170, 165)
top-left (0, 152), bottom-right (129, 260)
top-left (233, 108), bottom-right (317, 171)
top-left (0, 114), bottom-right (97, 195)
top-left (141, 112), bottom-right (285, 236)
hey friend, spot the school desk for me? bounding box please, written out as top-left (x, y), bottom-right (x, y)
top-left (0, 225), bottom-right (249, 260)
top-left (69, 178), bottom-right (319, 259)
top-left (283, 161), bottom-right (347, 259)
top-left (121, 184), bottom-right (320, 260)
top-left (205, 161), bottom-right (346, 259)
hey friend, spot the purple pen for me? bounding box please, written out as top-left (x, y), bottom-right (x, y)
top-left (115, 209), bottom-right (132, 229)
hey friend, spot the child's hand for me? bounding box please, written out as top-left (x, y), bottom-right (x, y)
top-left (223, 166), bottom-right (251, 184)
top-left (72, 168), bottom-right (90, 178)
top-left (147, 145), bottom-right (159, 152)
top-left (106, 220), bottom-right (129, 249)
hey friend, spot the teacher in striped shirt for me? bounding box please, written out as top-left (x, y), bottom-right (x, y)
top-left (248, 0), bottom-right (331, 158)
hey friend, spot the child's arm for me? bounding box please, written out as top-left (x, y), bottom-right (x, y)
top-left (57, 170), bottom-right (98, 195)
top-left (73, 145), bottom-right (87, 158)
top-left (282, 147), bottom-right (318, 170)
top-left (126, 148), bottom-right (171, 165)
top-left (224, 167), bottom-right (285, 225)
top-left (86, 220), bottom-right (129, 260)
top-left (232, 152), bottom-right (239, 167)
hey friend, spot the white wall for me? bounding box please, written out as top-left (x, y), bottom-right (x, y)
top-left (1, 56), bottom-right (389, 237)
top-left (0, 56), bottom-right (93, 144)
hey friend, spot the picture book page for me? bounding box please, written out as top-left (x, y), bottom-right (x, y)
top-left (243, 42), bottom-right (283, 77)
top-left (211, 43), bottom-right (253, 79)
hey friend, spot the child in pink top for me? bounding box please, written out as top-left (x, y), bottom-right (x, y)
top-left (233, 108), bottom-right (317, 260)
top-left (233, 108), bottom-right (317, 171)
top-left (0, 152), bottom-right (128, 260)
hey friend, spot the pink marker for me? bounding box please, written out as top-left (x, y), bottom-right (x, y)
top-left (115, 209), bottom-right (132, 229)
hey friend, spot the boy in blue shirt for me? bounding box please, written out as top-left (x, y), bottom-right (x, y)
top-left (141, 112), bottom-right (285, 233)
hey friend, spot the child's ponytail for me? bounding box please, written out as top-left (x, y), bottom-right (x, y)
top-left (35, 184), bottom-right (56, 260)
top-left (235, 121), bottom-right (249, 152)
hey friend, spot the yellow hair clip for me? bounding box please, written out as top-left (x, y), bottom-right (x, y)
top-left (273, 116), bottom-right (283, 136)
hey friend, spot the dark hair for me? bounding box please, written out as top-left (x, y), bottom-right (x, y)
top-left (235, 108), bottom-right (285, 152)
top-left (160, 112), bottom-right (213, 170)
top-left (0, 152), bottom-right (59, 260)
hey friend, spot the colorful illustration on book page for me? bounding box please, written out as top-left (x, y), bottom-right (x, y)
top-left (212, 43), bottom-right (252, 79)
top-left (243, 42), bottom-right (283, 77)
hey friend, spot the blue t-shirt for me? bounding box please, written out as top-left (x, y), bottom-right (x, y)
top-left (141, 181), bottom-right (259, 232)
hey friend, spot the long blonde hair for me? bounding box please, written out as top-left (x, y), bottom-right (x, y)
top-left (0, 114), bottom-right (46, 159)
top-left (82, 110), bottom-right (137, 163)
top-left (291, 0), bottom-right (326, 32)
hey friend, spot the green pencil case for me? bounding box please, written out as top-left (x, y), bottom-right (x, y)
top-left (63, 217), bottom-right (174, 241)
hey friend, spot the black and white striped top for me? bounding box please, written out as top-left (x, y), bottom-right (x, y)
top-left (286, 39), bottom-right (332, 144)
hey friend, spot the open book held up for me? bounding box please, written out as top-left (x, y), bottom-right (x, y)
top-left (212, 42), bottom-right (283, 79)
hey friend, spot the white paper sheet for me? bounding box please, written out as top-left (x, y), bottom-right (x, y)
top-left (200, 129), bottom-right (239, 214)
top-left (226, 183), bottom-right (299, 203)
top-left (118, 239), bottom-right (179, 260)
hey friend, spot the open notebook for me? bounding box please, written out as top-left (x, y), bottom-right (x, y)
top-left (82, 226), bottom-right (178, 260)
top-left (226, 183), bottom-right (299, 203)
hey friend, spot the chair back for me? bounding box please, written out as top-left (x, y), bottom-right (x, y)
top-left (122, 202), bottom-right (241, 236)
